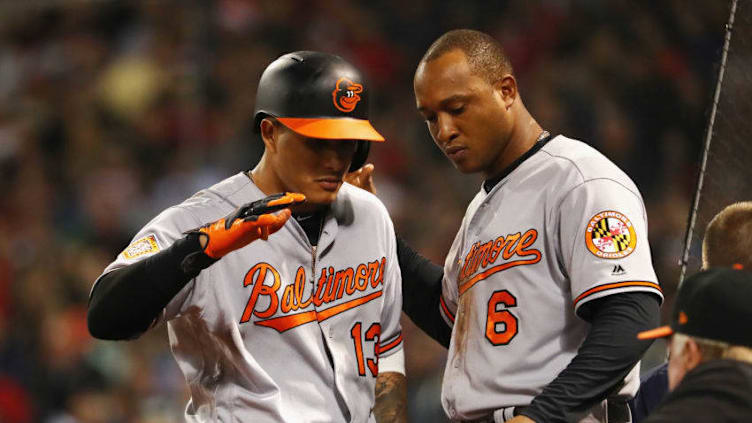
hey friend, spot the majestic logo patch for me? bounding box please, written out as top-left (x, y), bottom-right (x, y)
top-left (611, 264), bottom-right (626, 275)
top-left (332, 77), bottom-right (363, 113)
top-left (122, 234), bottom-right (160, 259)
top-left (586, 211), bottom-right (636, 259)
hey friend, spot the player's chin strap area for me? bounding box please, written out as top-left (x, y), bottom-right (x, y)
top-left (456, 406), bottom-right (524, 423)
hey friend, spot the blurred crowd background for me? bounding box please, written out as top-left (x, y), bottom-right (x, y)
top-left (0, 0), bottom-right (732, 422)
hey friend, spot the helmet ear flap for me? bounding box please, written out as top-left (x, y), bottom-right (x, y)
top-left (349, 140), bottom-right (370, 172)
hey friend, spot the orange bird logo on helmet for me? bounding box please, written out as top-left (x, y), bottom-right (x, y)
top-left (332, 77), bottom-right (363, 113)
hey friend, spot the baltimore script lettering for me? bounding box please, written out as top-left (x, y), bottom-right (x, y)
top-left (240, 257), bottom-right (386, 332)
top-left (458, 229), bottom-right (542, 295)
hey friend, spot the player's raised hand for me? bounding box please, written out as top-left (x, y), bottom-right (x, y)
top-left (198, 192), bottom-right (305, 258)
top-left (345, 163), bottom-right (377, 194)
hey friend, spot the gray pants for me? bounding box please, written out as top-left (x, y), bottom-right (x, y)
top-left (456, 399), bottom-right (632, 423)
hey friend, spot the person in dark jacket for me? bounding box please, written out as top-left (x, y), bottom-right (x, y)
top-left (629, 201), bottom-right (752, 422)
top-left (636, 267), bottom-right (752, 423)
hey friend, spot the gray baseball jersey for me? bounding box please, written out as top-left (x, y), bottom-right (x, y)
top-left (96, 173), bottom-right (404, 423)
top-left (439, 135), bottom-right (663, 421)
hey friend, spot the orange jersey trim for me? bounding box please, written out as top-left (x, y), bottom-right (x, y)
top-left (439, 295), bottom-right (455, 323)
top-left (255, 290), bottom-right (383, 332)
top-left (316, 290), bottom-right (382, 322)
top-left (458, 256), bottom-right (542, 296)
top-left (377, 333), bottom-right (403, 355)
top-left (573, 281), bottom-right (662, 308)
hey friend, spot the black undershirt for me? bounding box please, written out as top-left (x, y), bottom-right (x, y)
top-left (88, 233), bottom-right (212, 340)
top-left (294, 211), bottom-right (325, 246)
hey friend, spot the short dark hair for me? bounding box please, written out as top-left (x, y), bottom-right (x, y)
top-left (420, 29), bottom-right (513, 83)
top-left (703, 201), bottom-right (752, 269)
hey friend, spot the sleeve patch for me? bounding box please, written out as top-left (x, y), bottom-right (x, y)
top-left (585, 211), bottom-right (637, 259)
top-left (122, 234), bottom-right (160, 259)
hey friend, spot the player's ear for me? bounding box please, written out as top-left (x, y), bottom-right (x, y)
top-left (494, 74), bottom-right (517, 110)
top-left (682, 337), bottom-right (704, 371)
top-left (259, 117), bottom-right (279, 153)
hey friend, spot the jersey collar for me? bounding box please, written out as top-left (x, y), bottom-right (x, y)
top-left (483, 132), bottom-right (553, 193)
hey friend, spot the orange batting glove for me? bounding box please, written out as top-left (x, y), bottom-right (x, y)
top-left (198, 192), bottom-right (305, 259)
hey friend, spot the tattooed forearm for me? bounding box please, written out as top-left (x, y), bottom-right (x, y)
top-left (374, 371), bottom-right (408, 423)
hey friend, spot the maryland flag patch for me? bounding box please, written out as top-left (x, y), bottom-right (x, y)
top-left (585, 211), bottom-right (636, 259)
top-left (122, 234), bottom-right (160, 259)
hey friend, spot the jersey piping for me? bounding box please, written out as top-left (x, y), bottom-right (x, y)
top-left (377, 332), bottom-right (404, 356)
top-left (573, 281), bottom-right (663, 308)
top-left (440, 295), bottom-right (455, 324)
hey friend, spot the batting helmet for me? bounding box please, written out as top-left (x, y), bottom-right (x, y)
top-left (253, 51), bottom-right (384, 171)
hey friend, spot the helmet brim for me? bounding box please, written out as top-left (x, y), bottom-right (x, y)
top-left (277, 117), bottom-right (385, 142)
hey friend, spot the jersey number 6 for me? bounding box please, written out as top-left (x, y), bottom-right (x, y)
top-left (485, 290), bottom-right (518, 345)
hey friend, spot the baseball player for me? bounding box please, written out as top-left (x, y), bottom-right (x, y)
top-left (87, 51), bottom-right (406, 423)
top-left (392, 29), bottom-right (663, 423)
top-left (629, 201), bottom-right (752, 422)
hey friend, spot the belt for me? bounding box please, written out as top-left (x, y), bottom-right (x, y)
top-left (456, 406), bottom-right (526, 423)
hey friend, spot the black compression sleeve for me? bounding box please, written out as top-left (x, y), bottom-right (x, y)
top-left (396, 236), bottom-right (451, 348)
top-left (520, 292), bottom-right (660, 423)
top-left (87, 233), bottom-right (216, 340)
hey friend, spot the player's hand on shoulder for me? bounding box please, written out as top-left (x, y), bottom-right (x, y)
top-left (197, 192), bottom-right (305, 258)
top-left (345, 163), bottom-right (377, 194)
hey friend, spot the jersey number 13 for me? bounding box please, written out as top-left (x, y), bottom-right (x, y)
top-left (350, 322), bottom-right (380, 377)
